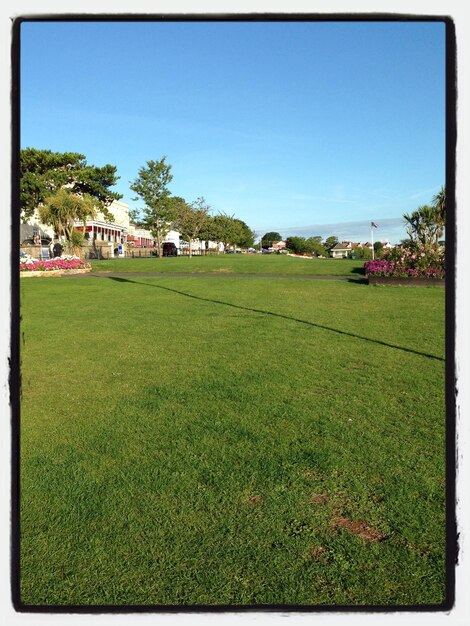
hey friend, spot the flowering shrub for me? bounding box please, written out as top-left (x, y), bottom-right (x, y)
top-left (20, 254), bottom-right (91, 272)
top-left (364, 243), bottom-right (445, 279)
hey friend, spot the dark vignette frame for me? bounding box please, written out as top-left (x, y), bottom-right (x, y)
top-left (10, 12), bottom-right (457, 615)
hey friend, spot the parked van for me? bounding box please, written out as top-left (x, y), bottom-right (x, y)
top-left (162, 242), bottom-right (178, 257)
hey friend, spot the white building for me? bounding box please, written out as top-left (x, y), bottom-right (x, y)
top-left (21, 198), bottom-right (226, 256)
top-left (22, 199), bottom-right (154, 256)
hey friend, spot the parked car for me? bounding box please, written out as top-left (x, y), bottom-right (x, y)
top-left (162, 242), bottom-right (178, 257)
top-left (22, 237), bottom-right (51, 246)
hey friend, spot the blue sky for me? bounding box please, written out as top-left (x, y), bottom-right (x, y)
top-left (20, 20), bottom-right (446, 243)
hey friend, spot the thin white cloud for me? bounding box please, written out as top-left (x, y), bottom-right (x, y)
top-left (291, 194), bottom-right (358, 204)
top-left (407, 187), bottom-right (440, 201)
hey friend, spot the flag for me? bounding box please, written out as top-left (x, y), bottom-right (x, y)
top-left (371, 222), bottom-right (379, 228)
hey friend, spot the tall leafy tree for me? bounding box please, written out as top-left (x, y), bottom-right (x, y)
top-left (129, 208), bottom-right (146, 227)
top-left (130, 157), bottom-right (174, 257)
top-left (324, 236), bottom-right (339, 250)
top-left (261, 231), bottom-right (282, 249)
top-left (286, 236), bottom-right (308, 254)
top-left (212, 213), bottom-right (240, 252)
top-left (174, 196), bottom-right (211, 258)
top-left (233, 219), bottom-right (255, 249)
top-left (306, 236), bottom-right (327, 257)
top-left (212, 214), bottom-right (254, 252)
top-left (198, 215), bottom-right (221, 254)
top-left (373, 241), bottom-right (384, 258)
top-left (20, 148), bottom-right (121, 222)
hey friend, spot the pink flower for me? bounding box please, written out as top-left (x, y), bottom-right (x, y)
top-left (420, 252), bottom-right (425, 257)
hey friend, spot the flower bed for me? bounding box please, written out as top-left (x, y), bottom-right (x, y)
top-left (20, 254), bottom-right (92, 276)
top-left (364, 243), bottom-right (445, 282)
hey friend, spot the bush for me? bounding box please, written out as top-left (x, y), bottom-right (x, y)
top-left (364, 242), bottom-right (445, 279)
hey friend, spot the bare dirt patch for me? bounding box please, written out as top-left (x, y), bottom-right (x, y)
top-left (245, 495), bottom-right (263, 505)
top-left (332, 516), bottom-right (387, 542)
top-left (308, 545), bottom-right (327, 559)
top-left (310, 493), bottom-right (329, 505)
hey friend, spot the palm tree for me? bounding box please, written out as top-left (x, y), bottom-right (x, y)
top-left (39, 188), bottom-right (97, 255)
top-left (403, 205), bottom-right (442, 246)
top-left (432, 185), bottom-right (446, 230)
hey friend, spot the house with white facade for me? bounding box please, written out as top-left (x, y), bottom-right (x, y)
top-left (22, 199), bottom-right (157, 257)
top-left (74, 200), bottom-right (130, 254)
top-left (330, 242), bottom-right (353, 258)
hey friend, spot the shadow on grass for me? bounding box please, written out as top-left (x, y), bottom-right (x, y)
top-left (347, 277), bottom-right (368, 285)
top-left (350, 266), bottom-right (366, 275)
top-left (107, 276), bottom-right (444, 362)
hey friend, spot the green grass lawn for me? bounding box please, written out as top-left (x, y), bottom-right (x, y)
top-left (19, 273), bottom-right (446, 607)
top-left (89, 253), bottom-right (364, 276)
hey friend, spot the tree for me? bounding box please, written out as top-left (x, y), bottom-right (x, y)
top-left (353, 246), bottom-right (372, 260)
top-left (286, 236), bottom-right (307, 255)
top-left (373, 241), bottom-right (384, 258)
top-left (20, 148), bottom-right (121, 222)
top-left (130, 157), bottom-right (174, 257)
top-left (197, 214), bottom-right (255, 254)
top-left (212, 214), bottom-right (232, 251)
top-left (403, 205), bottom-right (443, 246)
top-left (261, 231), bottom-right (282, 249)
top-left (399, 237), bottom-right (414, 247)
top-left (431, 185), bottom-right (446, 242)
top-left (403, 187), bottom-right (446, 247)
top-left (308, 236), bottom-right (323, 245)
top-left (129, 208), bottom-right (146, 227)
top-left (174, 196), bottom-right (211, 258)
top-left (306, 236), bottom-right (327, 257)
top-left (284, 235), bottom-right (326, 256)
top-left (233, 219), bottom-right (255, 249)
top-left (38, 188), bottom-right (98, 255)
top-left (324, 236), bottom-right (339, 251)
top-left (432, 185), bottom-right (446, 228)
top-left (198, 215), bottom-right (221, 254)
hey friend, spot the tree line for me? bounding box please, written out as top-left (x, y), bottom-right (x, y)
top-left (20, 148), bottom-right (445, 258)
top-left (129, 157), bottom-right (255, 257)
top-left (262, 186), bottom-right (446, 258)
top-left (261, 232), bottom-right (346, 257)
top-left (20, 149), bottom-right (255, 257)
top-left (263, 234), bottom-right (379, 258)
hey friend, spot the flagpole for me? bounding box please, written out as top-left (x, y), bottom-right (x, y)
top-left (371, 224), bottom-right (375, 260)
